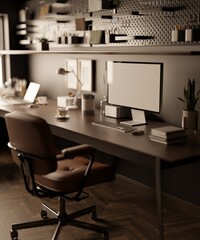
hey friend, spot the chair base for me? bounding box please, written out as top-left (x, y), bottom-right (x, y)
top-left (11, 197), bottom-right (109, 240)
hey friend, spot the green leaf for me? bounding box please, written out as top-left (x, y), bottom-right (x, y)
top-left (178, 78), bottom-right (200, 110)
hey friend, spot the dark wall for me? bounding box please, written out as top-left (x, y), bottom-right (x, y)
top-left (0, 0), bottom-right (29, 80)
top-left (0, 0), bottom-right (25, 50)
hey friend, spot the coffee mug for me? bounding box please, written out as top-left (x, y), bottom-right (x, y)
top-left (37, 96), bottom-right (47, 104)
top-left (56, 107), bottom-right (68, 118)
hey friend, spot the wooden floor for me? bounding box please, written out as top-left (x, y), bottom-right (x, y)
top-left (0, 149), bottom-right (200, 240)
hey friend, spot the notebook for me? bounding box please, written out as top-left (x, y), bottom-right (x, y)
top-left (4, 82), bottom-right (40, 105)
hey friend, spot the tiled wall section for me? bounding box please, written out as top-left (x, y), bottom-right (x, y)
top-left (25, 0), bottom-right (200, 47)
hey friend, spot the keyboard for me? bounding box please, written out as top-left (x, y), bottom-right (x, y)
top-left (92, 120), bottom-right (136, 133)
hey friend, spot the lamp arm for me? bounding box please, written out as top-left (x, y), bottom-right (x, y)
top-left (70, 70), bottom-right (83, 106)
top-left (72, 87), bottom-right (81, 106)
top-left (70, 70), bottom-right (83, 87)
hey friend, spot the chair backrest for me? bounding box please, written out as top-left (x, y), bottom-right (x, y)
top-left (5, 111), bottom-right (57, 175)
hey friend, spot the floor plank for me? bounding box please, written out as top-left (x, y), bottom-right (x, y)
top-left (0, 149), bottom-right (200, 240)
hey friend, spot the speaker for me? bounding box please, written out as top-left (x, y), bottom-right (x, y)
top-left (105, 104), bottom-right (130, 118)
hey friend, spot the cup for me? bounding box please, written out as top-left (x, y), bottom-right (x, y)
top-left (56, 107), bottom-right (68, 118)
top-left (37, 96), bottom-right (47, 105)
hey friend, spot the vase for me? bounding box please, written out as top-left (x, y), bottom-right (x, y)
top-left (181, 110), bottom-right (199, 130)
top-left (36, 42), bottom-right (49, 51)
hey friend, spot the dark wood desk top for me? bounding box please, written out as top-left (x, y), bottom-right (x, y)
top-left (1, 99), bottom-right (200, 166)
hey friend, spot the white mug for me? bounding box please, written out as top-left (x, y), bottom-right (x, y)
top-left (56, 107), bottom-right (68, 118)
top-left (37, 96), bottom-right (47, 104)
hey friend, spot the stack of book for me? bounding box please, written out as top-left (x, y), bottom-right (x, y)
top-left (149, 125), bottom-right (187, 144)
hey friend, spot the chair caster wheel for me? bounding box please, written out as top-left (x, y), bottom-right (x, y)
top-left (11, 230), bottom-right (18, 240)
top-left (41, 209), bottom-right (48, 219)
top-left (102, 232), bottom-right (109, 240)
top-left (90, 210), bottom-right (97, 220)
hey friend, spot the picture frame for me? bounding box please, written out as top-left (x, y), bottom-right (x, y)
top-left (65, 59), bottom-right (78, 89)
top-left (78, 59), bottom-right (95, 92)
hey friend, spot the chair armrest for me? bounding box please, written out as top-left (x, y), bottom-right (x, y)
top-left (60, 144), bottom-right (96, 159)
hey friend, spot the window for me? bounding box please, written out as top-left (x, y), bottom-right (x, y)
top-left (0, 14), bottom-right (10, 86)
top-left (0, 57), bottom-right (3, 87)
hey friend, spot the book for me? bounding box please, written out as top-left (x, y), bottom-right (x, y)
top-left (149, 132), bottom-right (186, 141)
top-left (150, 125), bottom-right (188, 144)
top-left (150, 125), bottom-right (185, 137)
top-left (149, 136), bottom-right (187, 145)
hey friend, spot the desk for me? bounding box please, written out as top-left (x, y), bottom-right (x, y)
top-left (1, 99), bottom-right (200, 240)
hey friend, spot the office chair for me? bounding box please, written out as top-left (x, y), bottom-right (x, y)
top-left (5, 111), bottom-right (115, 240)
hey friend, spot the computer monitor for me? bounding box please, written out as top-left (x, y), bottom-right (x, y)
top-left (107, 61), bottom-right (162, 126)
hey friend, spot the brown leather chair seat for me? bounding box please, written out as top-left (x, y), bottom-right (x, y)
top-left (36, 156), bottom-right (115, 194)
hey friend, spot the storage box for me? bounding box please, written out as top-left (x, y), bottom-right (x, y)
top-left (57, 96), bottom-right (81, 109)
top-left (88, 0), bottom-right (115, 12)
top-left (57, 96), bottom-right (74, 108)
top-left (105, 104), bottom-right (130, 118)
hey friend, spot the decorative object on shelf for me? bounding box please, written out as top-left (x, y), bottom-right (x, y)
top-left (171, 25), bottom-right (185, 43)
top-left (178, 78), bottom-right (200, 130)
top-left (36, 37), bottom-right (49, 50)
top-left (75, 18), bottom-right (92, 31)
top-left (51, 2), bottom-right (71, 15)
top-left (89, 30), bottom-right (105, 44)
top-left (88, 0), bottom-right (119, 12)
top-left (185, 26), bottom-right (200, 43)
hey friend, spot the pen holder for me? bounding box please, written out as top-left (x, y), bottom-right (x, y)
top-left (81, 94), bottom-right (95, 115)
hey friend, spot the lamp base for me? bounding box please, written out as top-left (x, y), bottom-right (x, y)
top-left (57, 96), bottom-right (80, 109)
top-left (68, 105), bottom-right (78, 110)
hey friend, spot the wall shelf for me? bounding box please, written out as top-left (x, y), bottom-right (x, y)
top-left (1, 45), bottom-right (200, 56)
top-left (17, 0), bottom-right (192, 49)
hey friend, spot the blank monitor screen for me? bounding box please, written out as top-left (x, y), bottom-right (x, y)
top-left (107, 61), bottom-right (162, 125)
top-left (108, 61), bottom-right (162, 112)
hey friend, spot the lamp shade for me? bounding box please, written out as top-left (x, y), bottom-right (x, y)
top-left (56, 68), bottom-right (70, 75)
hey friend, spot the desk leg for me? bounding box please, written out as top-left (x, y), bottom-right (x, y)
top-left (155, 157), bottom-right (164, 240)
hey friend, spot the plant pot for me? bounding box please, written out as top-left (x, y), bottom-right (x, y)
top-left (36, 42), bottom-right (49, 51)
top-left (181, 110), bottom-right (199, 130)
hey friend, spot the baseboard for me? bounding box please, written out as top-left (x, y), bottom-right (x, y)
top-left (117, 174), bottom-right (200, 221)
top-left (163, 194), bottom-right (200, 221)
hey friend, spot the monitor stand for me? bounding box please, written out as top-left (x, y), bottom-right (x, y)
top-left (120, 109), bottom-right (147, 126)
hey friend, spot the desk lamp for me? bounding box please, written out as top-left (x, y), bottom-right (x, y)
top-left (56, 68), bottom-right (83, 109)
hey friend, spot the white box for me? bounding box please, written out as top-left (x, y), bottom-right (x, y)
top-left (57, 96), bottom-right (74, 108)
top-left (88, 0), bottom-right (113, 12)
top-left (88, 0), bottom-right (102, 12)
top-left (105, 104), bottom-right (130, 118)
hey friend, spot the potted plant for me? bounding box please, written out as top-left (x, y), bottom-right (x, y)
top-left (36, 37), bottom-right (49, 51)
top-left (178, 78), bottom-right (200, 130)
